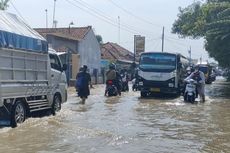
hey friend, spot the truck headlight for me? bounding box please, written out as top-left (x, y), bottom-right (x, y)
top-left (168, 83), bottom-right (174, 87)
top-left (139, 82), bottom-right (143, 86)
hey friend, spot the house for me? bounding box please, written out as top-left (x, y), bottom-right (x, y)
top-left (35, 26), bottom-right (101, 85)
top-left (101, 42), bottom-right (137, 80)
top-left (101, 42), bottom-right (136, 70)
top-left (101, 42), bottom-right (134, 62)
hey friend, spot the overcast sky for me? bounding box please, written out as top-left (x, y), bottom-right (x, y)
top-left (8, 0), bottom-right (214, 62)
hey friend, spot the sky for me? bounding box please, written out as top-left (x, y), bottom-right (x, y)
top-left (7, 0), bottom-right (215, 62)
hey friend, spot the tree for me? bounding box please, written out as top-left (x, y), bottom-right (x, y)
top-left (96, 35), bottom-right (103, 44)
top-left (172, 0), bottom-right (230, 70)
top-left (0, 0), bottom-right (10, 10)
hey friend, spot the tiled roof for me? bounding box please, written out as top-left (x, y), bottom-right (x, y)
top-left (101, 42), bottom-right (134, 61)
top-left (34, 26), bottom-right (91, 41)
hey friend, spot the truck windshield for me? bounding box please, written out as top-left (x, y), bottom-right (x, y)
top-left (139, 53), bottom-right (176, 71)
top-left (199, 66), bottom-right (208, 74)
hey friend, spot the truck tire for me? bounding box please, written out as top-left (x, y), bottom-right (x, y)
top-left (11, 101), bottom-right (26, 128)
top-left (52, 94), bottom-right (61, 116)
top-left (141, 91), bottom-right (147, 98)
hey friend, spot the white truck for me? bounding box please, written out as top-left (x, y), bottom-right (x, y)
top-left (0, 11), bottom-right (67, 127)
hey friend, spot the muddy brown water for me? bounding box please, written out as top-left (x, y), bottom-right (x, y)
top-left (0, 77), bottom-right (229, 153)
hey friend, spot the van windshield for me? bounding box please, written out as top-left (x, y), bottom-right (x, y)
top-left (139, 53), bottom-right (176, 71)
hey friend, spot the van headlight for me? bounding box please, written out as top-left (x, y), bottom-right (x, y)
top-left (139, 82), bottom-right (143, 86)
top-left (168, 83), bottom-right (174, 87)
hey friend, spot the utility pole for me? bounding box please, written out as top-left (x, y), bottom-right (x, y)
top-left (161, 26), bottom-right (165, 52)
top-left (52, 0), bottom-right (57, 28)
top-left (188, 46), bottom-right (192, 66)
top-left (45, 9), bottom-right (48, 29)
top-left (200, 55), bottom-right (202, 64)
top-left (134, 35), bottom-right (137, 63)
top-left (118, 16), bottom-right (120, 45)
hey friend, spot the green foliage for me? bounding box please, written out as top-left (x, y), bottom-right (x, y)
top-left (0, 0), bottom-right (10, 10)
top-left (96, 35), bottom-right (103, 44)
top-left (172, 0), bottom-right (230, 69)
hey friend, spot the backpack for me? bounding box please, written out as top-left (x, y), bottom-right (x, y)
top-left (76, 74), bottom-right (85, 88)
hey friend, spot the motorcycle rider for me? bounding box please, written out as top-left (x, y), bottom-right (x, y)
top-left (120, 69), bottom-right (129, 91)
top-left (105, 63), bottom-right (117, 96)
top-left (115, 68), bottom-right (122, 95)
top-left (185, 65), bottom-right (206, 102)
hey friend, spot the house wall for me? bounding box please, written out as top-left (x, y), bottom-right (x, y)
top-left (78, 29), bottom-right (101, 76)
top-left (46, 36), bottom-right (78, 53)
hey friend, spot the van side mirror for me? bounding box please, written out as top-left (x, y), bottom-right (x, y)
top-left (62, 64), bottom-right (67, 71)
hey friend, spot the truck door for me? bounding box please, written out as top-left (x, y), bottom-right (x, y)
top-left (49, 53), bottom-right (67, 102)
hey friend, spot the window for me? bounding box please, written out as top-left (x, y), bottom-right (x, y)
top-left (49, 54), bottom-right (62, 71)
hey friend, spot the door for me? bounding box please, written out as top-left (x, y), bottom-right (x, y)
top-left (49, 53), bottom-right (67, 103)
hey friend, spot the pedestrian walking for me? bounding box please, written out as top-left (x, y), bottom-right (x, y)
top-left (76, 65), bottom-right (91, 104)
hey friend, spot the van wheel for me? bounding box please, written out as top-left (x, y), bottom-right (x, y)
top-left (52, 94), bottom-right (61, 115)
top-left (11, 101), bottom-right (26, 128)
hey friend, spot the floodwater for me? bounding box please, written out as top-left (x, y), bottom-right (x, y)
top-left (0, 77), bottom-right (230, 153)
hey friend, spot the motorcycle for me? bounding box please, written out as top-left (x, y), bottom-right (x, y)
top-left (121, 73), bottom-right (129, 92)
top-left (106, 80), bottom-right (118, 97)
top-left (184, 79), bottom-right (197, 103)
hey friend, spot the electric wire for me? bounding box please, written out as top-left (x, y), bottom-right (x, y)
top-left (66, 0), bottom-right (137, 34)
top-left (106, 0), bottom-right (162, 29)
top-left (71, 0), bottom-right (160, 36)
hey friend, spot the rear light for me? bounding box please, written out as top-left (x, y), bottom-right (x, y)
top-left (108, 80), bottom-right (113, 85)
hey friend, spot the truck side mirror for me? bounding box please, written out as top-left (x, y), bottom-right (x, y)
top-left (62, 64), bottom-right (67, 71)
top-left (178, 62), bottom-right (182, 69)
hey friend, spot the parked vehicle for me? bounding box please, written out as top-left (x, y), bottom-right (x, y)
top-left (137, 52), bottom-right (189, 97)
top-left (106, 80), bottom-right (118, 97)
top-left (198, 63), bottom-right (214, 84)
top-left (184, 79), bottom-right (197, 103)
top-left (0, 11), bottom-right (67, 127)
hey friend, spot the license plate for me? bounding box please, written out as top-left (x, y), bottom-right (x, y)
top-left (150, 88), bottom-right (160, 92)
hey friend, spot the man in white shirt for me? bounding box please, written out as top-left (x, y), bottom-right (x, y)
top-left (185, 65), bottom-right (206, 102)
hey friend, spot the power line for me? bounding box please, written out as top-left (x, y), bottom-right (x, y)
top-left (66, 0), bottom-right (138, 34)
top-left (71, 0), bottom-right (159, 36)
top-left (106, 0), bottom-right (162, 29)
top-left (10, 1), bottom-right (28, 23)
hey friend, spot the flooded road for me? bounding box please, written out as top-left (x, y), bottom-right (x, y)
top-left (0, 77), bottom-right (230, 153)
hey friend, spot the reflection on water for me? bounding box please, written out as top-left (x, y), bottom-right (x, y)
top-left (0, 79), bottom-right (230, 153)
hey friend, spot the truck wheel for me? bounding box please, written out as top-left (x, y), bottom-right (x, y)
top-left (11, 101), bottom-right (26, 128)
top-left (191, 95), bottom-right (195, 103)
top-left (141, 91), bottom-right (147, 98)
top-left (52, 94), bottom-right (61, 115)
top-left (184, 93), bottom-right (188, 102)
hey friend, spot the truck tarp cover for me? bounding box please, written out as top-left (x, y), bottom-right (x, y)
top-left (0, 11), bottom-right (48, 52)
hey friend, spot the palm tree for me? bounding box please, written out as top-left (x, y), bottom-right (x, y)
top-left (0, 0), bottom-right (10, 10)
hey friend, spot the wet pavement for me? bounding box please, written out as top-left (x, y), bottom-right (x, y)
top-left (0, 77), bottom-right (230, 153)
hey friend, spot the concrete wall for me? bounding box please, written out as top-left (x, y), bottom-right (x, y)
top-left (78, 29), bottom-right (101, 75)
top-left (72, 54), bottom-right (80, 79)
top-left (47, 36), bottom-right (78, 53)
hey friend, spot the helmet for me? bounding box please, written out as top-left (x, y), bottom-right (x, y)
top-left (194, 65), bottom-right (200, 71)
top-left (109, 63), bottom-right (116, 70)
top-left (80, 65), bottom-right (87, 72)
